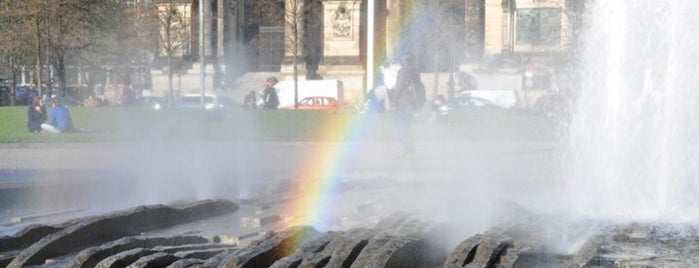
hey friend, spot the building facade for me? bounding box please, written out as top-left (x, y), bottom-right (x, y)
top-left (148, 0), bottom-right (581, 102)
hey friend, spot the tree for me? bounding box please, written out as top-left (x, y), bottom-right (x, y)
top-left (285, 0), bottom-right (306, 109)
top-left (251, 0), bottom-right (317, 109)
top-left (155, 2), bottom-right (190, 107)
top-left (0, 0), bottom-right (130, 102)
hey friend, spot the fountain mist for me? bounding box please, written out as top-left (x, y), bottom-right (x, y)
top-left (566, 1), bottom-right (699, 221)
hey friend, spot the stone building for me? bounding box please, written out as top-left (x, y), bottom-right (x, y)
top-left (146, 0), bottom-right (583, 103)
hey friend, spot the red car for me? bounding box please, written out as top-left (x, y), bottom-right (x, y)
top-left (281, 96), bottom-right (338, 110)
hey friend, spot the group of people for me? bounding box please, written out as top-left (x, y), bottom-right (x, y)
top-left (83, 94), bottom-right (109, 107)
top-left (27, 96), bottom-right (73, 133)
top-left (244, 76), bottom-right (280, 110)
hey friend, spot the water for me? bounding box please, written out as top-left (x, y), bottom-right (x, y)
top-left (566, 1), bottom-right (699, 221)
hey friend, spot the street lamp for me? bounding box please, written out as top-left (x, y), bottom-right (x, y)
top-left (199, 0), bottom-right (206, 109)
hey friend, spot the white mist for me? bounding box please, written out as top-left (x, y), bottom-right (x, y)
top-left (565, 1), bottom-right (699, 221)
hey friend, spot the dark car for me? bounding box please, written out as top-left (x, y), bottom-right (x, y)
top-left (0, 85), bottom-right (10, 106)
top-left (15, 86), bottom-right (38, 105)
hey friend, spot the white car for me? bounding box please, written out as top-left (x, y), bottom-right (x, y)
top-left (178, 94), bottom-right (221, 110)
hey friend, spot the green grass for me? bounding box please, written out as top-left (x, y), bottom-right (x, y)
top-left (0, 106), bottom-right (560, 143)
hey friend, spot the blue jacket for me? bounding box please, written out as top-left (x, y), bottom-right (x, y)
top-left (48, 106), bottom-right (73, 132)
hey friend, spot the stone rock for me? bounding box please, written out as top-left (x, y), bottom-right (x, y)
top-left (0, 224), bottom-right (63, 252)
top-left (349, 218), bottom-right (447, 268)
top-left (8, 199), bottom-right (237, 268)
top-left (465, 234), bottom-right (512, 268)
top-left (69, 236), bottom-right (209, 268)
top-left (443, 234), bottom-right (484, 268)
top-left (167, 258), bottom-right (206, 268)
top-left (153, 243), bottom-right (235, 254)
top-left (96, 248), bottom-right (158, 268)
top-left (314, 228), bottom-right (376, 268)
top-left (173, 248), bottom-right (232, 260)
top-left (216, 225), bottom-right (319, 268)
top-left (268, 231), bottom-right (338, 268)
top-left (126, 252), bottom-right (180, 268)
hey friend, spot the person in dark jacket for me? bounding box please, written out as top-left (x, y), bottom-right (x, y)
top-left (27, 96), bottom-right (47, 133)
top-left (262, 76), bottom-right (280, 109)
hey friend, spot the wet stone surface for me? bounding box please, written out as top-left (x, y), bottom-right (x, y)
top-left (3, 199), bottom-right (699, 267)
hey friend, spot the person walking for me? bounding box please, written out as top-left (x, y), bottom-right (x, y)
top-left (261, 76), bottom-right (280, 110)
top-left (41, 98), bottom-right (74, 133)
top-left (391, 54), bottom-right (426, 156)
top-left (27, 96), bottom-right (47, 133)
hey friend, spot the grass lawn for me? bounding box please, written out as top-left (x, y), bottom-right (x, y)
top-left (0, 106), bottom-right (561, 143)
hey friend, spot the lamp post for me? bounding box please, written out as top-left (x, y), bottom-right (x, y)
top-left (199, 0), bottom-right (206, 108)
top-left (366, 0), bottom-right (375, 95)
top-left (447, 3), bottom-right (457, 100)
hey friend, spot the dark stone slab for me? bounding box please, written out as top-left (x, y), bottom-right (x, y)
top-left (216, 226), bottom-right (319, 268)
top-left (167, 258), bottom-right (206, 268)
top-left (268, 231), bottom-right (338, 268)
top-left (459, 234), bottom-right (513, 268)
top-left (199, 249), bottom-right (239, 268)
top-left (173, 248), bottom-right (232, 260)
top-left (443, 234), bottom-right (484, 268)
top-left (0, 254), bottom-right (15, 268)
top-left (8, 199), bottom-right (237, 268)
top-left (95, 248), bottom-right (158, 268)
top-left (511, 251), bottom-right (574, 268)
top-left (349, 218), bottom-right (447, 268)
top-left (69, 236), bottom-right (209, 268)
top-left (153, 243), bottom-right (235, 254)
top-left (0, 224), bottom-right (63, 252)
top-left (128, 252), bottom-right (180, 268)
top-left (319, 228), bottom-right (377, 268)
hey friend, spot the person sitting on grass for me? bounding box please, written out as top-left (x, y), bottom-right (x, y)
top-left (27, 96), bottom-right (47, 133)
top-left (41, 98), bottom-right (73, 133)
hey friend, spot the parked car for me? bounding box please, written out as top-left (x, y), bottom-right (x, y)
top-left (15, 86), bottom-right (38, 105)
top-left (446, 95), bottom-right (505, 111)
top-left (280, 96), bottom-right (338, 110)
top-left (178, 94), bottom-right (222, 110)
top-left (134, 96), bottom-right (164, 110)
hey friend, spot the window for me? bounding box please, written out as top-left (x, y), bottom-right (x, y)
top-left (516, 8), bottom-right (561, 46)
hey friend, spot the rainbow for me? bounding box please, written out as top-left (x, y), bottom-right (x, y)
top-left (281, 1), bottom-right (429, 231)
top-left (282, 114), bottom-right (370, 231)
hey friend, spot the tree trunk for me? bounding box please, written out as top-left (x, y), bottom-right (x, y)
top-left (168, 56), bottom-right (174, 107)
